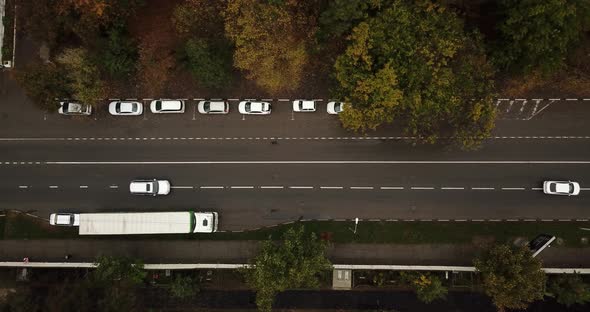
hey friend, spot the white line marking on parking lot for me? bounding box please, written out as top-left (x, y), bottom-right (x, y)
top-left (289, 186), bottom-right (314, 189)
top-left (441, 187), bottom-right (465, 190)
top-left (380, 186), bottom-right (404, 190)
top-left (501, 187), bottom-right (525, 190)
top-left (320, 186), bottom-right (343, 189)
top-left (350, 186), bottom-right (374, 190)
top-left (171, 186), bottom-right (194, 189)
top-left (200, 186), bottom-right (224, 189)
top-left (230, 186), bottom-right (254, 189)
top-left (260, 186), bottom-right (284, 189)
top-left (411, 187), bottom-right (434, 190)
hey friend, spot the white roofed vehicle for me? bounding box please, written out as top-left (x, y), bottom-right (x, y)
top-left (238, 101), bottom-right (271, 115)
top-left (109, 101), bottom-right (143, 116)
top-left (150, 99), bottom-right (185, 114)
top-left (129, 179), bottom-right (171, 196)
top-left (327, 101), bottom-right (346, 115)
top-left (49, 213), bottom-right (80, 226)
top-left (543, 181), bottom-right (580, 196)
top-left (77, 211), bottom-right (218, 235)
top-left (197, 100), bottom-right (229, 114)
top-left (58, 102), bottom-right (92, 116)
top-left (293, 100), bottom-right (317, 112)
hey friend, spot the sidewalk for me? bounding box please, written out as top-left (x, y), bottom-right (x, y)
top-left (0, 239), bottom-right (588, 268)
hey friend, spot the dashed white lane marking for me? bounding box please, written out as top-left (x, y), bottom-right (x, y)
top-left (109, 185), bottom-right (118, 189)
top-left (380, 186), bottom-right (404, 190)
top-left (472, 187), bottom-right (495, 190)
top-left (18, 185), bottom-right (28, 189)
top-left (440, 187), bottom-right (465, 190)
top-left (79, 185), bottom-right (88, 189)
top-left (289, 186), bottom-right (314, 189)
top-left (171, 186), bottom-right (193, 189)
top-left (260, 186), bottom-right (284, 189)
top-left (320, 186), bottom-right (344, 189)
top-left (581, 188), bottom-right (590, 191)
top-left (230, 186), bottom-right (254, 189)
top-left (501, 187), bottom-right (526, 190)
top-left (411, 187), bottom-right (435, 190)
top-left (200, 186), bottom-right (224, 189)
top-left (49, 185), bottom-right (59, 189)
top-left (350, 186), bottom-right (374, 190)
top-left (531, 187), bottom-right (543, 190)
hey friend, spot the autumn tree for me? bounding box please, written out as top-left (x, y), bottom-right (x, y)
top-left (136, 32), bottom-right (175, 96)
top-left (243, 225), bottom-right (332, 312)
top-left (224, 0), bottom-right (315, 93)
top-left (547, 273), bottom-right (590, 307)
top-left (493, 0), bottom-right (590, 74)
top-left (334, 0), bottom-right (495, 148)
top-left (318, 0), bottom-right (383, 40)
top-left (400, 271), bottom-right (448, 303)
top-left (474, 245), bottom-right (546, 311)
top-left (56, 48), bottom-right (105, 105)
top-left (14, 63), bottom-right (72, 111)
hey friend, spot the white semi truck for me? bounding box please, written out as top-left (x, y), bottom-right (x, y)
top-left (49, 211), bottom-right (218, 235)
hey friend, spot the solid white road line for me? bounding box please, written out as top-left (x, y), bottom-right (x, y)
top-left (380, 186), bottom-right (404, 190)
top-left (260, 186), bottom-right (284, 189)
top-left (171, 186), bottom-right (193, 189)
top-left (320, 186), bottom-right (343, 189)
top-left (44, 160), bottom-right (590, 165)
top-left (200, 186), bottom-right (224, 189)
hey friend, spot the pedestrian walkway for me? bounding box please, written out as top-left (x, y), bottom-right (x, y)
top-left (0, 239), bottom-right (588, 268)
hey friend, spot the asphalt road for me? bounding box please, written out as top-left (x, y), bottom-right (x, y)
top-left (2, 72), bottom-right (590, 230)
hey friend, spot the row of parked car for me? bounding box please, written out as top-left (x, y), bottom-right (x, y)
top-left (58, 99), bottom-right (347, 116)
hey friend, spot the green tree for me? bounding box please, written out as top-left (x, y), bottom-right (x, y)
top-left (172, 0), bottom-right (225, 37)
top-left (183, 38), bottom-right (232, 89)
top-left (243, 225), bottom-right (332, 312)
top-left (547, 273), bottom-right (590, 307)
top-left (14, 63), bottom-right (72, 111)
top-left (93, 255), bottom-right (147, 285)
top-left (56, 48), bottom-right (105, 105)
top-left (333, 0), bottom-right (495, 148)
top-left (474, 245), bottom-right (546, 311)
top-left (224, 0), bottom-right (310, 93)
top-left (493, 0), bottom-right (590, 74)
top-left (318, 0), bottom-right (382, 40)
top-left (96, 25), bottom-right (138, 78)
top-left (400, 271), bottom-right (447, 303)
top-left (169, 274), bottom-right (199, 300)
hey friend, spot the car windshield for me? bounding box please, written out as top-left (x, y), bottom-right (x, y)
top-left (63, 102), bottom-right (70, 111)
top-left (569, 184), bottom-right (574, 192)
top-left (335, 103), bottom-right (342, 112)
top-left (155, 101), bottom-right (162, 111)
top-left (245, 102), bottom-right (251, 112)
top-left (145, 184), bottom-right (151, 192)
top-left (550, 184), bottom-right (556, 192)
top-left (204, 102), bottom-right (210, 111)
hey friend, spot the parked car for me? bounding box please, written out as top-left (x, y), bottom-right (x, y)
top-left (293, 100), bottom-right (316, 112)
top-left (327, 101), bottom-right (346, 115)
top-left (198, 100), bottom-right (229, 114)
top-left (109, 101), bottom-right (143, 116)
top-left (129, 179), bottom-right (171, 196)
top-left (238, 101), bottom-right (272, 115)
top-left (49, 213), bottom-right (80, 226)
top-left (58, 101), bottom-right (92, 116)
top-left (543, 180), bottom-right (580, 196)
top-left (150, 99), bottom-right (185, 114)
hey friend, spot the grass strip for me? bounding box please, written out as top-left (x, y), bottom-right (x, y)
top-left (2, 211), bottom-right (589, 247)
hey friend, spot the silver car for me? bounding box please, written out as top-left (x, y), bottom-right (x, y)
top-left (58, 102), bottom-right (92, 116)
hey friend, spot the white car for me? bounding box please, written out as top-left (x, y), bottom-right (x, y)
top-left (293, 100), bottom-right (316, 112)
top-left (543, 181), bottom-right (580, 196)
top-left (198, 100), bottom-right (229, 114)
top-left (129, 179), bottom-right (171, 196)
top-left (327, 101), bottom-right (346, 115)
top-left (150, 99), bottom-right (185, 114)
top-left (58, 101), bottom-right (92, 116)
top-left (238, 101), bottom-right (272, 115)
top-left (49, 213), bottom-right (80, 226)
top-left (109, 101), bottom-right (143, 116)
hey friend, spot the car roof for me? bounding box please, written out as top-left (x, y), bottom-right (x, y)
top-left (250, 102), bottom-right (263, 111)
top-left (55, 214), bottom-right (72, 224)
top-left (208, 101), bottom-right (226, 110)
top-left (119, 102), bottom-right (136, 112)
top-left (301, 101), bottom-right (315, 109)
top-left (130, 180), bottom-right (153, 192)
top-left (555, 183), bottom-right (570, 193)
top-left (194, 213), bottom-right (215, 232)
top-left (157, 100), bottom-right (183, 110)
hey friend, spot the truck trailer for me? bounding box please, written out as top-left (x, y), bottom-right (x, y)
top-left (74, 211), bottom-right (218, 235)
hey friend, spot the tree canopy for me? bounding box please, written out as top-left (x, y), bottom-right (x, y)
top-left (493, 0), bottom-right (590, 74)
top-left (474, 245), bottom-right (546, 311)
top-left (547, 272), bottom-right (590, 307)
top-left (56, 48), bottom-right (105, 105)
top-left (334, 0), bottom-right (496, 148)
top-left (243, 225), bottom-right (332, 312)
